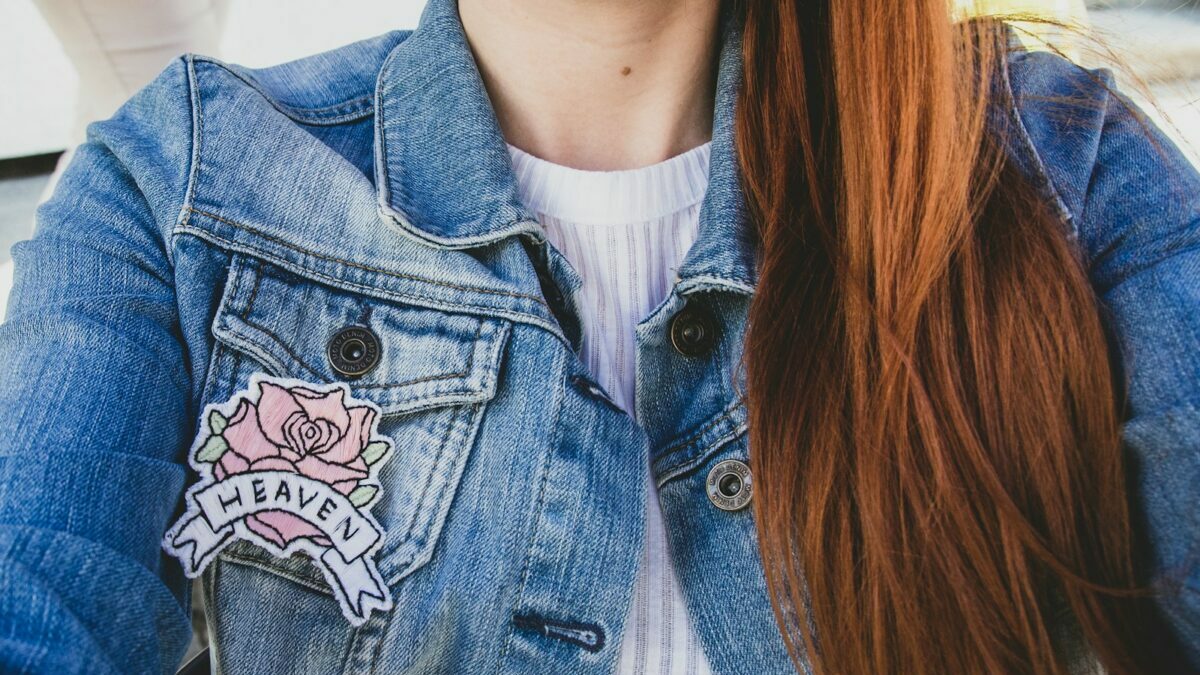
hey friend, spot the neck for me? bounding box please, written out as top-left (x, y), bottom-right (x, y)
top-left (458, 0), bottom-right (721, 171)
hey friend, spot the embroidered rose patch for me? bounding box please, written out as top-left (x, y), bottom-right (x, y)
top-left (164, 373), bottom-right (395, 625)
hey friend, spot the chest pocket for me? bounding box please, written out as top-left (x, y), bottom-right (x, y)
top-left (202, 253), bottom-right (512, 590)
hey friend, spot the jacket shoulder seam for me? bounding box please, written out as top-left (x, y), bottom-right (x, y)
top-left (175, 53), bottom-right (202, 258)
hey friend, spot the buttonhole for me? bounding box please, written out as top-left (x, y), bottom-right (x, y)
top-left (512, 611), bottom-right (606, 652)
top-left (568, 374), bottom-right (626, 416)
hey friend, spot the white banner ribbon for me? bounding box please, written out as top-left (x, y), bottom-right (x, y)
top-left (166, 470), bottom-right (391, 623)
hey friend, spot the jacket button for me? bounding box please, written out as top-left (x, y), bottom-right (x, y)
top-left (669, 303), bottom-right (718, 357)
top-left (326, 326), bottom-right (381, 379)
top-left (706, 459), bottom-right (752, 511)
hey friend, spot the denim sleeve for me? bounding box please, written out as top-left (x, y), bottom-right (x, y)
top-left (1070, 71), bottom-right (1200, 662)
top-left (0, 58), bottom-right (196, 674)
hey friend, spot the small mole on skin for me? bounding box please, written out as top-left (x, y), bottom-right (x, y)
top-left (620, 66), bottom-right (632, 76)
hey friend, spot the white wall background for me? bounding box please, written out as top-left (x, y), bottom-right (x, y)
top-left (0, 0), bottom-right (427, 159)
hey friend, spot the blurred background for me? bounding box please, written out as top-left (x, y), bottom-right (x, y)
top-left (0, 0), bottom-right (430, 320)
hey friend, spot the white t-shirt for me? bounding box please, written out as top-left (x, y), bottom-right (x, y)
top-left (507, 141), bottom-right (715, 675)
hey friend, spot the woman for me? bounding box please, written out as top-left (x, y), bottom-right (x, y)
top-left (0, 0), bottom-right (1197, 673)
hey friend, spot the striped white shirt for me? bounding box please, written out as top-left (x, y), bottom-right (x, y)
top-left (507, 141), bottom-right (715, 675)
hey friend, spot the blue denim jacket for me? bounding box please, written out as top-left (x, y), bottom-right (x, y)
top-left (1, 0), bottom-right (1198, 672)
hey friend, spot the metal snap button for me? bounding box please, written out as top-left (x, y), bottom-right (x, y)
top-left (706, 459), bottom-right (752, 511)
top-left (669, 303), bottom-right (718, 357)
top-left (326, 326), bottom-right (381, 379)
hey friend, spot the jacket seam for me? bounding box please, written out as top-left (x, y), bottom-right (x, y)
top-left (377, 203), bottom-right (546, 251)
top-left (175, 224), bottom-right (572, 352)
top-left (675, 274), bottom-right (756, 296)
top-left (241, 258), bottom-right (262, 317)
top-left (412, 402), bottom-right (481, 548)
top-left (372, 38), bottom-right (403, 215)
top-left (371, 25), bottom-right (547, 251)
top-left (231, 273), bottom-right (483, 388)
top-left (1074, 70), bottom-right (1115, 240)
top-left (236, 254), bottom-right (488, 387)
top-left (1001, 51), bottom-right (1079, 240)
top-left (218, 324), bottom-right (291, 379)
top-left (352, 370), bottom-right (470, 389)
top-left (659, 397), bottom-right (744, 458)
top-left (219, 550), bottom-right (330, 595)
top-left (228, 320), bottom-right (324, 379)
top-left (223, 315), bottom-right (484, 390)
top-left (397, 404), bottom-right (460, 547)
top-left (497, 345), bottom-right (569, 668)
top-left (183, 207), bottom-right (549, 306)
top-left (172, 54), bottom-right (202, 268)
top-left (656, 420), bottom-right (749, 488)
top-left (221, 318), bottom-right (496, 414)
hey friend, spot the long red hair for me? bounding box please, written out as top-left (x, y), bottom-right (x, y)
top-left (735, 1), bottom-right (1178, 672)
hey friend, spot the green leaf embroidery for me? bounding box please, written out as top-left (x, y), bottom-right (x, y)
top-left (348, 485), bottom-right (378, 507)
top-left (362, 441), bottom-right (390, 466)
top-left (208, 409), bottom-right (228, 435)
top-left (195, 434), bottom-right (229, 463)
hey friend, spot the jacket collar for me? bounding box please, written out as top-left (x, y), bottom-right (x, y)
top-left (373, 0), bottom-right (758, 294)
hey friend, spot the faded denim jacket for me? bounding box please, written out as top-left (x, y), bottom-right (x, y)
top-left (0, 0), bottom-right (1198, 673)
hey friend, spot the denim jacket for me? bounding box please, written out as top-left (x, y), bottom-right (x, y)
top-left (1, 0), bottom-right (1198, 673)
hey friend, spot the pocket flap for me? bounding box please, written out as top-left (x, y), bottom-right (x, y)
top-left (212, 255), bottom-right (511, 417)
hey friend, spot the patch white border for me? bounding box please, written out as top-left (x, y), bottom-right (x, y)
top-left (163, 372), bottom-right (395, 625)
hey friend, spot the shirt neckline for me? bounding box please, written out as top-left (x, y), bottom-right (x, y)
top-left (505, 141), bottom-right (712, 226)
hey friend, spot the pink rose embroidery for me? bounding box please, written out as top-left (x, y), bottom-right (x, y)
top-left (212, 382), bottom-right (377, 548)
top-left (165, 374), bottom-right (394, 625)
